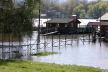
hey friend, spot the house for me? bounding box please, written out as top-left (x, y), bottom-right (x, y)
top-left (77, 19), bottom-right (99, 33)
top-left (44, 18), bottom-right (80, 34)
top-left (33, 18), bottom-right (51, 28)
top-left (33, 18), bottom-right (51, 31)
top-left (46, 18), bottom-right (80, 28)
top-left (98, 13), bottom-right (108, 36)
top-left (88, 13), bottom-right (108, 39)
top-left (87, 20), bottom-right (100, 32)
top-left (88, 22), bottom-right (100, 32)
top-left (79, 19), bottom-right (99, 28)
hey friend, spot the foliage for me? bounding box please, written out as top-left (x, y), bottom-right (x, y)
top-left (66, 0), bottom-right (78, 14)
top-left (0, 0), bottom-right (39, 37)
top-left (0, 60), bottom-right (103, 72)
top-left (73, 4), bottom-right (85, 18)
top-left (87, 1), bottom-right (108, 19)
top-left (72, 1), bottom-right (108, 18)
top-left (42, 0), bottom-right (108, 18)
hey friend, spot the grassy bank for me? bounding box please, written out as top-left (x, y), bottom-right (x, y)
top-left (33, 52), bottom-right (58, 56)
top-left (0, 60), bottom-right (104, 72)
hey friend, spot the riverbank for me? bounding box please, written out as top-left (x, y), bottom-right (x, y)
top-left (0, 60), bottom-right (105, 72)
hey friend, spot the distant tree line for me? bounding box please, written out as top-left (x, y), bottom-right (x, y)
top-left (73, 1), bottom-right (108, 18)
top-left (41, 0), bottom-right (108, 19)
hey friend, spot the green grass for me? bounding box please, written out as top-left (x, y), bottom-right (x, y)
top-left (0, 60), bottom-right (105, 72)
top-left (33, 52), bottom-right (58, 56)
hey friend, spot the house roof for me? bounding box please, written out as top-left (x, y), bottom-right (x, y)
top-left (46, 18), bottom-right (76, 24)
top-left (79, 19), bottom-right (99, 26)
top-left (99, 13), bottom-right (108, 21)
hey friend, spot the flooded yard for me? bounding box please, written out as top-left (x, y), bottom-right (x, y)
top-left (1, 31), bottom-right (108, 69)
top-left (31, 41), bottom-right (108, 69)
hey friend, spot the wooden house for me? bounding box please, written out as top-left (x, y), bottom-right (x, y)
top-left (46, 18), bottom-right (80, 28)
top-left (78, 19), bottom-right (99, 33)
top-left (87, 22), bottom-right (100, 31)
top-left (43, 18), bottom-right (80, 34)
top-left (99, 13), bottom-right (108, 36)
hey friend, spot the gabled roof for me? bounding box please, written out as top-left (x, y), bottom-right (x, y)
top-left (79, 19), bottom-right (99, 26)
top-left (99, 13), bottom-right (108, 21)
top-left (46, 18), bottom-right (75, 24)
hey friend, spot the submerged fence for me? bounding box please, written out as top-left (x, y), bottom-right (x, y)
top-left (0, 30), bottom-right (96, 60)
top-left (0, 0), bottom-right (102, 60)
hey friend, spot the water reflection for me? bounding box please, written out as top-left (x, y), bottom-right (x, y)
top-left (31, 41), bottom-right (108, 69)
top-left (0, 31), bottom-right (108, 69)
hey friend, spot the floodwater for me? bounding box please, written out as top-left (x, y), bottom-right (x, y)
top-left (1, 31), bottom-right (108, 69)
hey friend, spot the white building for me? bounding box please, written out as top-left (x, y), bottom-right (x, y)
top-left (78, 19), bottom-right (100, 28)
top-left (33, 18), bottom-right (51, 27)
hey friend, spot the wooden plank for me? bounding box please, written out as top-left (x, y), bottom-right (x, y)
top-left (42, 31), bottom-right (58, 35)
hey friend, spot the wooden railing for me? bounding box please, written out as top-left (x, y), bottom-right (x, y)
top-left (40, 27), bottom-right (58, 34)
top-left (40, 27), bottom-right (94, 34)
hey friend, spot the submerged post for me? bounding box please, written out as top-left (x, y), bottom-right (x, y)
top-left (52, 34), bottom-right (54, 52)
top-left (44, 35), bottom-right (46, 52)
top-left (88, 28), bottom-right (91, 43)
top-left (99, 10), bottom-right (102, 46)
top-left (59, 34), bottom-right (61, 50)
top-left (1, 23), bottom-right (4, 59)
top-left (37, 0), bottom-right (41, 52)
top-left (65, 34), bottom-right (67, 46)
top-left (71, 33), bottom-right (73, 45)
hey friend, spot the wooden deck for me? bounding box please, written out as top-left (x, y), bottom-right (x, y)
top-left (40, 27), bottom-right (93, 35)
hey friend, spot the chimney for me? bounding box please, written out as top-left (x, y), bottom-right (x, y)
top-left (71, 15), bottom-right (78, 20)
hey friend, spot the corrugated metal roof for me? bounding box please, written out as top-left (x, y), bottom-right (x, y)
top-left (79, 19), bottom-right (99, 26)
top-left (46, 18), bottom-right (74, 24)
